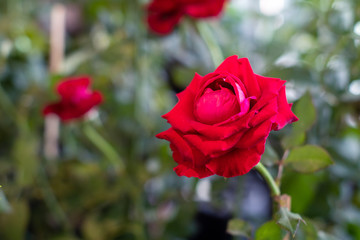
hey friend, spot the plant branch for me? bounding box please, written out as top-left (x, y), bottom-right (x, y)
top-left (276, 149), bottom-right (289, 187)
top-left (254, 162), bottom-right (281, 197)
top-left (83, 123), bottom-right (125, 174)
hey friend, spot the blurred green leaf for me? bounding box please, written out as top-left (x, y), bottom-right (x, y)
top-left (281, 131), bottom-right (306, 149)
top-left (255, 220), bottom-right (284, 240)
top-left (226, 218), bottom-right (252, 238)
top-left (284, 145), bottom-right (333, 173)
top-left (281, 172), bottom-right (320, 214)
top-left (262, 143), bottom-right (280, 167)
top-left (0, 200), bottom-right (29, 240)
top-left (294, 218), bottom-right (318, 240)
top-left (275, 207), bottom-right (306, 238)
top-left (83, 214), bottom-right (106, 240)
top-left (293, 91), bottom-right (316, 133)
top-left (12, 134), bottom-right (39, 187)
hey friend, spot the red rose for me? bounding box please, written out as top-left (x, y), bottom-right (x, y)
top-left (147, 0), bottom-right (227, 35)
top-left (157, 56), bottom-right (298, 178)
top-left (43, 76), bottom-right (103, 122)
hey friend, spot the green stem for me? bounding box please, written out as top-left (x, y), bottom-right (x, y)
top-left (196, 21), bottom-right (224, 67)
top-left (38, 165), bottom-right (71, 231)
top-left (83, 124), bottom-right (125, 174)
top-left (254, 162), bottom-right (281, 197)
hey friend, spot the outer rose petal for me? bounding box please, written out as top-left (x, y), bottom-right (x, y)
top-left (215, 56), bottom-right (261, 98)
top-left (57, 76), bottom-right (90, 99)
top-left (147, 0), bottom-right (178, 12)
top-left (272, 86), bottom-right (298, 130)
top-left (206, 139), bottom-right (266, 178)
top-left (163, 73), bottom-right (203, 133)
top-left (174, 164), bottom-right (214, 178)
top-left (147, 12), bottom-right (183, 35)
top-left (236, 121), bottom-right (272, 149)
top-left (156, 128), bottom-right (211, 171)
top-left (249, 98), bottom-right (278, 127)
top-left (185, 0), bottom-right (226, 18)
top-left (183, 130), bottom-right (245, 157)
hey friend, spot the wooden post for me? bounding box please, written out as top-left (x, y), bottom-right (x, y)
top-left (44, 4), bottom-right (66, 159)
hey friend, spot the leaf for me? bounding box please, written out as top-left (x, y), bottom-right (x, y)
top-left (281, 173), bottom-right (320, 213)
top-left (284, 145), bottom-right (333, 173)
top-left (281, 131), bottom-right (306, 149)
top-left (255, 220), bottom-right (284, 240)
top-left (12, 134), bottom-right (39, 187)
top-left (261, 143), bottom-right (280, 167)
top-left (0, 200), bottom-right (29, 240)
top-left (293, 91), bottom-right (316, 133)
top-left (296, 218), bottom-right (318, 240)
top-left (226, 218), bottom-right (252, 238)
top-left (276, 207), bottom-right (306, 238)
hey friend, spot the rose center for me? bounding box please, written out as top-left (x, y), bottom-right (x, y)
top-left (194, 82), bottom-right (240, 124)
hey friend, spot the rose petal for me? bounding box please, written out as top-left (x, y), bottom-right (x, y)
top-left (163, 73), bottom-right (203, 133)
top-left (206, 139), bottom-right (266, 178)
top-left (147, 11), bottom-right (183, 34)
top-left (236, 121), bottom-right (272, 149)
top-left (57, 76), bottom-right (90, 99)
top-left (194, 87), bottom-right (240, 124)
top-left (183, 130), bottom-right (245, 157)
top-left (249, 98), bottom-right (278, 127)
top-left (272, 86), bottom-right (298, 130)
top-left (174, 164), bottom-right (214, 178)
top-left (157, 128), bottom-right (214, 178)
top-left (215, 56), bottom-right (261, 98)
top-left (156, 128), bottom-right (210, 169)
top-left (184, 0), bottom-right (226, 18)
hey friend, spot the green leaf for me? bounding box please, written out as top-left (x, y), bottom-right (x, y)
top-left (255, 221), bottom-right (284, 240)
top-left (281, 131), bottom-right (306, 149)
top-left (295, 218), bottom-right (318, 240)
top-left (293, 91), bottom-right (316, 133)
top-left (284, 145), bottom-right (333, 173)
top-left (0, 200), bottom-right (29, 240)
top-left (12, 134), bottom-right (39, 187)
top-left (261, 143), bottom-right (280, 167)
top-left (276, 207), bottom-right (306, 238)
top-left (226, 218), bottom-right (252, 238)
top-left (281, 172), bottom-right (320, 213)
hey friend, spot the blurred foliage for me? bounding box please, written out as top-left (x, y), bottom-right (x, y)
top-left (0, 0), bottom-right (360, 239)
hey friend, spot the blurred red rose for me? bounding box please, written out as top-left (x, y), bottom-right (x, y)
top-left (147, 0), bottom-right (227, 34)
top-left (43, 76), bottom-right (103, 122)
top-left (157, 56), bottom-right (298, 178)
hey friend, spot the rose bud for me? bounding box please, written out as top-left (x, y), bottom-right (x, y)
top-left (43, 76), bottom-right (103, 122)
top-left (157, 55), bottom-right (298, 178)
top-left (146, 0), bottom-right (227, 35)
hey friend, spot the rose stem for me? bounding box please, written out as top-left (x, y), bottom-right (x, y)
top-left (196, 21), bottom-right (224, 67)
top-left (276, 149), bottom-right (289, 187)
top-left (253, 162), bottom-right (281, 197)
top-left (83, 123), bottom-right (125, 174)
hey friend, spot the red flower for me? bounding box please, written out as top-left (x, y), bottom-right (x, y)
top-left (147, 0), bottom-right (227, 35)
top-left (43, 76), bottom-right (103, 122)
top-left (157, 56), bottom-right (298, 178)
